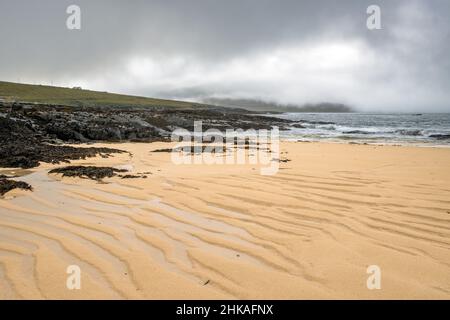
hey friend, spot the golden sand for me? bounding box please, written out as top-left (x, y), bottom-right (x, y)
top-left (0, 141), bottom-right (449, 299)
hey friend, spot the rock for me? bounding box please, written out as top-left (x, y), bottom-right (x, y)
top-left (1, 101), bottom-right (296, 171)
top-left (49, 166), bottom-right (128, 180)
top-left (120, 174), bottom-right (146, 179)
top-left (344, 130), bottom-right (370, 135)
top-left (429, 134), bottom-right (450, 140)
top-left (0, 178), bottom-right (32, 196)
top-left (0, 115), bottom-right (126, 169)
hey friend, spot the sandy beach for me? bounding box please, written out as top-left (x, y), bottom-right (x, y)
top-left (0, 141), bottom-right (449, 299)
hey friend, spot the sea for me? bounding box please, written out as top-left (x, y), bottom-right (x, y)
top-left (271, 113), bottom-right (450, 146)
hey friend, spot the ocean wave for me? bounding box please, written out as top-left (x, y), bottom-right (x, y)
top-left (280, 113), bottom-right (450, 145)
top-left (342, 130), bottom-right (372, 135)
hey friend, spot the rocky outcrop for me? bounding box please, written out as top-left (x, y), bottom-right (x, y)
top-left (48, 166), bottom-right (127, 181)
top-left (0, 101), bottom-right (295, 170)
top-left (0, 115), bottom-right (126, 169)
top-left (2, 102), bottom-right (293, 144)
top-left (0, 177), bottom-right (32, 196)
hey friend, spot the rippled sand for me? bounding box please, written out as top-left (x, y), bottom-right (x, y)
top-left (0, 142), bottom-right (449, 299)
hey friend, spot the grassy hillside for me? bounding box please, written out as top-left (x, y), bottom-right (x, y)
top-left (0, 81), bottom-right (203, 109)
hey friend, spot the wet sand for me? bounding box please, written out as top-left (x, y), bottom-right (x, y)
top-left (0, 141), bottom-right (449, 299)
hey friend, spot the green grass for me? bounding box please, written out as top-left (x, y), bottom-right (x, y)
top-left (0, 81), bottom-right (205, 109)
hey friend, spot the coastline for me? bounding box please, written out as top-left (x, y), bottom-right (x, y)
top-left (0, 140), bottom-right (449, 299)
top-left (283, 138), bottom-right (450, 149)
top-left (273, 112), bottom-right (450, 147)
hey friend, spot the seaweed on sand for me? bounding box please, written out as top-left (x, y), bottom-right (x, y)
top-left (49, 166), bottom-right (128, 181)
top-left (0, 178), bottom-right (32, 196)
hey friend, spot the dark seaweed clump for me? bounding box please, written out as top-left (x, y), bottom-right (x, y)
top-left (49, 166), bottom-right (128, 181)
top-left (0, 178), bottom-right (32, 196)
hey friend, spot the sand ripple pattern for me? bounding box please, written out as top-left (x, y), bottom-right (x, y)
top-left (0, 143), bottom-right (449, 299)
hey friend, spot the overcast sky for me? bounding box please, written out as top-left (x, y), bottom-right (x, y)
top-left (0, 0), bottom-right (449, 112)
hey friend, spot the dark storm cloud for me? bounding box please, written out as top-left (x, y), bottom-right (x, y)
top-left (0, 0), bottom-right (449, 111)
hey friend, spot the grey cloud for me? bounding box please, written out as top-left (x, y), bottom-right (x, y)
top-left (0, 0), bottom-right (449, 111)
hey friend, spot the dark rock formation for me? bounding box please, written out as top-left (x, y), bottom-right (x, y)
top-left (430, 134), bottom-right (450, 140)
top-left (0, 178), bottom-right (32, 196)
top-left (120, 174), bottom-right (147, 179)
top-left (0, 115), bottom-right (126, 169)
top-left (49, 166), bottom-right (128, 180)
top-left (0, 101), bottom-right (295, 170)
top-left (2, 102), bottom-right (293, 144)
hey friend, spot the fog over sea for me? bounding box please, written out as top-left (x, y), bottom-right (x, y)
top-left (272, 113), bottom-right (450, 146)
